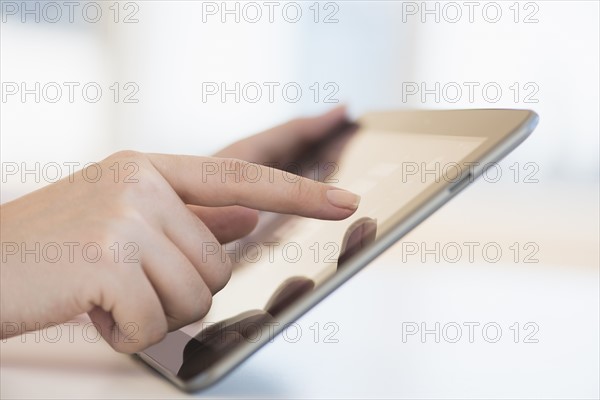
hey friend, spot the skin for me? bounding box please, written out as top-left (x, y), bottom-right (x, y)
top-left (0, 106), bottom-right (359, 353)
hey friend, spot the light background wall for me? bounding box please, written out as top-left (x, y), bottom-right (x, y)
top-left (2, 1), bottom-right (598, 200)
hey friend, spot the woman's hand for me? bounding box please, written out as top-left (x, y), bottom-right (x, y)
top-left (214, 105), bottom-right (349, 164)
top-left (0, 148), bottom-right (360, 353)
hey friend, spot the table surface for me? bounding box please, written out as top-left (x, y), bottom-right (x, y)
top-left (2, 181), bottom-right (599, 399)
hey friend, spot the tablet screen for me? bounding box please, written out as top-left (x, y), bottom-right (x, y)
top-left (143, 126), bottom-right (486, 379)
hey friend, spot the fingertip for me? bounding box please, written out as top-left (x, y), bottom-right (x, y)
top-left (329, 104), bottom-right (348, 118)
top-left (307, 187), bottom-right (360, 221)
top-left (326, 189), bottom-right (361, 212)
top-left (301, 105), bottom-right (349, 140)
top-left (320, 104), bottom-right (348, 124)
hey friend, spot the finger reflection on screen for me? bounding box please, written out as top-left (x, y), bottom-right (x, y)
top-left (178, 276), bottom-right (313, 379)
top-left (177, 217), bottom-right (377, 380)
top-left (337, 217), bottom-right (378, 268)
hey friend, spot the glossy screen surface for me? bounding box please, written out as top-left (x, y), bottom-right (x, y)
top-left (143, 126), bottom-right (486, 380)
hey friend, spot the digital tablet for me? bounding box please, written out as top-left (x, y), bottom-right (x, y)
top-left (137, 109), bottom-right (539, 391)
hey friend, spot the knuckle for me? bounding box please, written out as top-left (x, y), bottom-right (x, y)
top-left (223, 157), bottom-right (243, 170)
top-left (131, 172), bottom-right (164, 198)
top-left (194, 288), bottom-right (213, 320)
top-left (179, 276), bottom-right (213, 323)
top-left (107, 149), bottom-right (145, 163)
top-left (202, 245), bottom-right (232, 293)
top-left (93, 211), bottom-right (145, 257)
top-left (219, 158), bottom-right (247, 200)
top-left (223, 158), bottom-right (249, 179)
top-left (100, 150), bottom-right (164, 198)
top-left (289, 175), bottom-right (308, 199)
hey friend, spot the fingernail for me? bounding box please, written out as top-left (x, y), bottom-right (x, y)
top-left (326, 189), bottom-right (361, 211)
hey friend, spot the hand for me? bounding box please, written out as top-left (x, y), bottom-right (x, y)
top-left (0, 150), bottom-right (360, 353)
top-left (214, 105), bottom-right (348, 164)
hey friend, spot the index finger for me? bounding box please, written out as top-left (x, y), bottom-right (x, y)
top-left (147, 155), bottom-right (360, 220)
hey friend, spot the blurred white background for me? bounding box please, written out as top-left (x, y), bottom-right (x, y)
top-left (2, 0), bottom-right (598, 196)
top-left (1, 1), bottom-right (598, 398)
